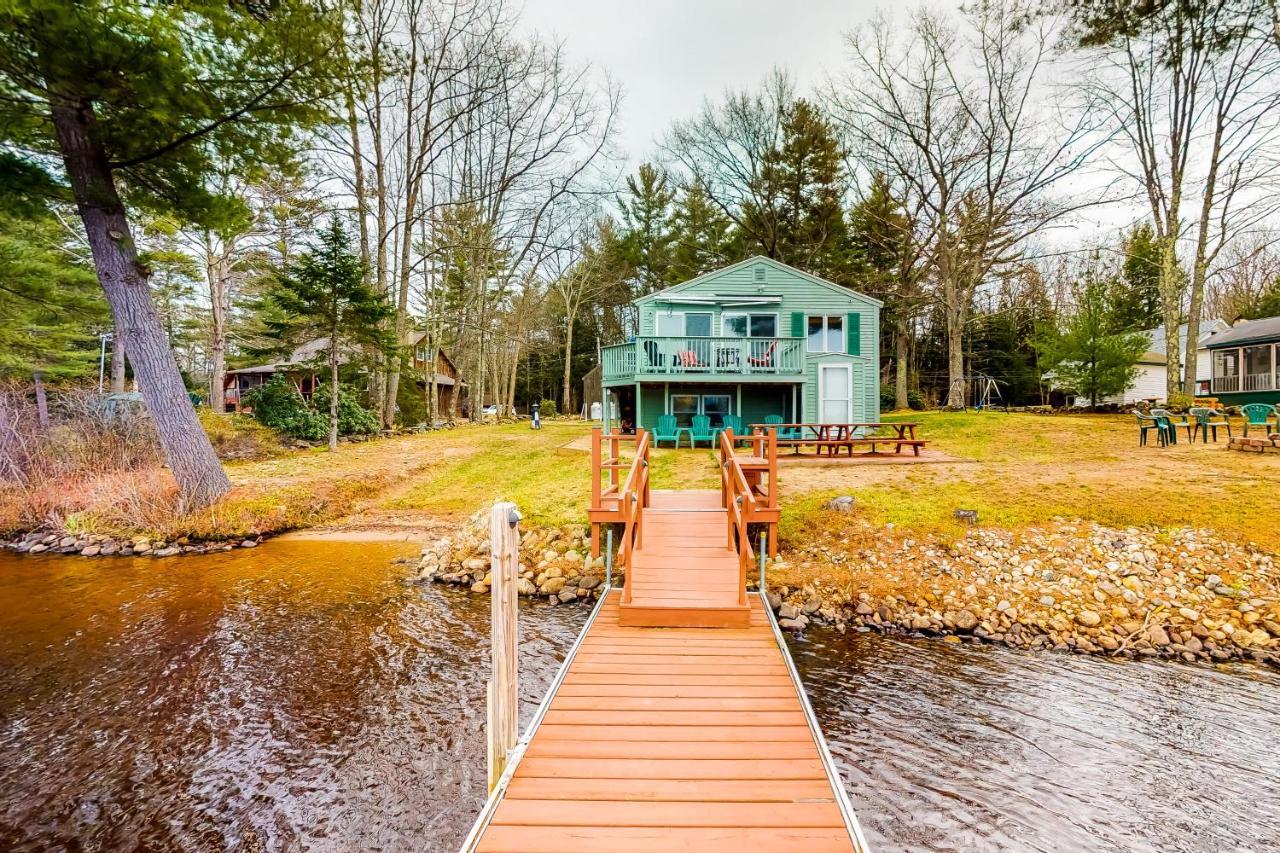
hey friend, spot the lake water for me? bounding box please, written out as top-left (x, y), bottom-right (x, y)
top-left (1, 542), bottom-right (1277, 851)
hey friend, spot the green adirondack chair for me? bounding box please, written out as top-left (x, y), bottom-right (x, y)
top-left (719, 414), bottom-right (744, 446)
top-left (654, 414), bottom-right (681, 448)
top-left (690, 415), bottom-right (715, 447)
top-left (1134, 410), bottom-right (1167, 447)
top-left (1189, 407), bottom-right (1232, 443)
top-left (764, 413), bottom-right (802, 441)
top-left (1241, 403), bottom-right (1278, 437)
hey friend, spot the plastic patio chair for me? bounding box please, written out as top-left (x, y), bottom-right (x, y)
top-left (1134, 410), bottom-right (1167, 447)
top-left (1241, 403), bottom-right (1278, 437)
top-left (690, 415), bottom-right (715, 447)
top-left (654, 414), bottom-right (681, 448)
top-left (763, 413), bottom-right (801, 440)
top-left (1189, 407), bottom-right (1232, 443)
top-left (1151, 408), bottom-right (1191, 444)
top-left (719, 414), bottom-right (744, 446)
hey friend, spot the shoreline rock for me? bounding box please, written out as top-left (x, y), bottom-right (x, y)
top-left (4, 530), bottom-right (263, 557)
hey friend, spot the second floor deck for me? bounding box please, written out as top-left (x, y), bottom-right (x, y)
top-left (602, 336), bottom-right (805, 384)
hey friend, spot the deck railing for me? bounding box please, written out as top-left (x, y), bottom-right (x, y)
top-left (602, 336), bottom-right (804, 382)
top-left (1244, 372), bottom-right (1276, 392)
top-left (719, 429), bottom-right (756, 607)
top-left (613, 430), bottom-right (650, 605)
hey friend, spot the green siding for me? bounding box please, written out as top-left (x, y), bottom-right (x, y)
top-left (633, 257), bottom-right (881, 423)
top-left (639, 384), bottom-right (665, 432)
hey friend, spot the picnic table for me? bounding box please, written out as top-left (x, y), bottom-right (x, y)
top-left (751, 422), bottom-right (925, 457)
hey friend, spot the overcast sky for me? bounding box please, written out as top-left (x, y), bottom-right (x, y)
top-left (519, 0), bottom-right (908, 166)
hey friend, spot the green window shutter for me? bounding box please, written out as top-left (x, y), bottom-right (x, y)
top-left (847, 312), bottom-right (861, 355)
top-left (791, 311), bottom-right (805, 338)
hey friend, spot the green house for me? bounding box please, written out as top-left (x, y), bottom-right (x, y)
top-left (600, 256), bottom-right (881, 433)
top-left (1206, 316), bottom-right (1280, 405)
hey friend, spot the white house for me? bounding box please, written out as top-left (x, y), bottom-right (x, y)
top-left (1078, 319), bottom-right (1230, 406)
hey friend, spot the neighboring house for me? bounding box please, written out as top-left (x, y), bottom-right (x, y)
top-left (1206, 315), bottom-right (1280, 406)
top-left (224, 330), bottom-right (464, 415)
top-left (598, 256), bottom-right (880, 432)
top-left (1067, 320), bottom-right (1229, 407)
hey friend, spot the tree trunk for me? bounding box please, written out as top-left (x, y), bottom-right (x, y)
top-left (561, 315), bottom-right (575, 415)
top-left (329, 346), bottom-right (340, 452)
top-left (893, 313), bottom-right (909, 411)
top-left (110, 330), bottom-right (126, 392)
top-left (205, 235), bottom-right (228, 414)
top-left (1159, 237), bottom-right (1183, 401)
top-left (33, 371), bottom-right (49, 430)
top-left (944, 295), bottom-right (966, 409)
top-left (50, 95), bottom-right (230, 508)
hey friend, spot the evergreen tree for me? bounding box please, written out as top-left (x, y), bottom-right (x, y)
top-left (0, 212), bottom-right (107, 424)
top-left (261, 219), bottom-right (394, 451)
top-left (0, 0), bottom-right (345, 507)
top-left (740, 99), bottom-right (849, 281)
top-left (1037, 266), bottom-right (1149, 407)
top-left (668, 180), bottom-right (733, 282)
top-left (616, 163), bottom-right (677, 294)
top-left (1110, 223), bottom-right (1163, 331)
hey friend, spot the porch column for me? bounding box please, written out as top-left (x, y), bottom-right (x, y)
top-left (634, 382), bottom-right (641, 431)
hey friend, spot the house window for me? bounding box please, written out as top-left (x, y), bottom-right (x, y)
top-left (807, 315), bottom-right (843, 353)
top-left (1213, 350), bottom-right (1239, 393)
top-left (655, 311), bottom-right (712, 337)
top-left (722, 313), bottom-right (777, 338)
top-left (1244, 345), bottom-right (1274, 392)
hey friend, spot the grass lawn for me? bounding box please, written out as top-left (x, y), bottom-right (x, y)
top-left (778, 411), bottom-right (1280, 552)
top-left (13, 412), bottom-right (1275, 553)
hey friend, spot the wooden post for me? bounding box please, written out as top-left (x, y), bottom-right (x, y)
top-left (487, 501), bottom-right (520, 792)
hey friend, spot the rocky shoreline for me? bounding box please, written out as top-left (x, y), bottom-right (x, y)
top-left (4, 530), bottom-right (262, 557)
top-left (411, 511), bottom-right (1280, 668)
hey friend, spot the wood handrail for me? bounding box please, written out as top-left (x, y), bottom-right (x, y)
top-left (617, 430), bottom-right (650, 605)
top-left (719, 429), bottom-right (758, 606)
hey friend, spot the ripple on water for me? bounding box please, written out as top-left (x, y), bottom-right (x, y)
top-left (0, 543), bottom-right (588, 852)
top-left (789, 627), bottom-right (1280, 853)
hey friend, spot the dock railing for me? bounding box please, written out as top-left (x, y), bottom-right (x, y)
top-left (719, 428), bottom-right (756, 607)
top-left (615, 429), bottom-right (650, 605)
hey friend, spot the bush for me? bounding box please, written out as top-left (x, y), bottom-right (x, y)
top-left (536, 398), bottom-right (558, 417)
top-left (198, 410), bottom-right (287, 461)
top-left (1166, 391), bottom-right (1195, 412)
top-left (879, 384), bottom-right (896, 410)
top-left (907, 389), bottom-right (926, 411)
top-left (242, 377), bottom-right (326, 441)
top-left (313, 383), bottom-right (380, 436)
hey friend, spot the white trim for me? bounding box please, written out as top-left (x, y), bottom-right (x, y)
top-left (720, 310), bottom-right (780, 338)
top-left (818, 363), bottom-right (854, 423)
top-left (635, 255), bottom-right (883, 308)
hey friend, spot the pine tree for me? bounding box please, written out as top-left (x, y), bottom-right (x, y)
top-left (1111, 223), bottom-right (1163, 331)
top-left (0, 1), bottom-right (345, 507)
top-left (261, 219), bottom-right (394, 451)
top-left (740, 99), bottom-right (849, 281)
top-left (617, 163), bottom-right (676, 294)
top-left (668, 180), bottom-right (733, 282)
top-left (1037, 265), bottom-right (1149, 407)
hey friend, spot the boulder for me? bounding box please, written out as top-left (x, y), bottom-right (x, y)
top-left (539, 577), bottom-right (567, 596)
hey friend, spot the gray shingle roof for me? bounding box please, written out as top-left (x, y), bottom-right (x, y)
top-left (1204, 315), bottom-right (1280, 349)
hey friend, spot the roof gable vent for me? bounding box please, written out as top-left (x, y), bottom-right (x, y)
top-left (754, 266), bottom-right (766, 283)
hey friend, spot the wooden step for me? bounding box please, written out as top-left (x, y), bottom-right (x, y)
top-left (618, 600), bottom-right (752, 629)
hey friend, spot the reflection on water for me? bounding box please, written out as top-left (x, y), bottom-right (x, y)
top-left (4, 543), bottom-right (1279, 852)
top-left (790, 627), bottom-right (1280, 853)
top-left (0, 542), bottom-right (587, 852)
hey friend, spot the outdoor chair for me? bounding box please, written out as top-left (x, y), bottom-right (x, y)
top-left (654, 414), bottom-right (683, 448)
top-left (690, 415), bottom-right (716, 447)
top-left (1189, 407), bottom-right (1232, 443)
top-left (1150, 408), bottom-right (1192, 444)
top-left (719, 414), bottom-right (744, 446)
top-left (764, 413), bottom-right (803, 441)
top-left (676, 349), bottom-right (706, 370)
top-left (1241, 403), bottom-right (1278, 437)
top-left (1134, 410), bottom-right (1168, 447)
top-left (747, 340), bottom-right (778, 370)
top-left (643, 339), bottom-right (665, 369)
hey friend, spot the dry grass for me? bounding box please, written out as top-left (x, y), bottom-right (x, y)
top-left (777, 411), bottom-right (1280, 552)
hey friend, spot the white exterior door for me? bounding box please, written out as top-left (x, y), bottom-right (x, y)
top-left (819, 364), bottom-right (852, 423)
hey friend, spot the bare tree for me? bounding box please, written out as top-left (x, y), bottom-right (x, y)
top-left (834, 3), bottom-right (1109, 407)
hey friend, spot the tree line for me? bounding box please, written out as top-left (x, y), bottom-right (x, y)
top-left (1, 0), bottom-right (1279, 511)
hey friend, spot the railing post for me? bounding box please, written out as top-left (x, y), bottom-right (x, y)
top-left (759, 530), bottom-right (767, 594)
top-left (487, 502), bottom-right (520, 792)
top-left (605, 527), bottom-right (613, 589)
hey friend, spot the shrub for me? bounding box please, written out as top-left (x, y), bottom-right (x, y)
top-left (1165, 391), bottom-right (1194, 412)
top-left (313, 383), bottom-right (380, 436)
top-left (242, 377), bottom-right (326, 441)
top-left (879, 384), bottom-right (896, 410)
top-left (907, 389), bottom-right (926, 411)
top-left (536, 398), bottom-right (558, 417)
top-left (198, 410), bottom-right (287, 461)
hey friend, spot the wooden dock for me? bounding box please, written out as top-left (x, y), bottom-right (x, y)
top-left (462, 430), bottom-right (866, 852)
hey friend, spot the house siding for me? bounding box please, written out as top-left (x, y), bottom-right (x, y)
top-left (636, 258), bottom-right (881, 423)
